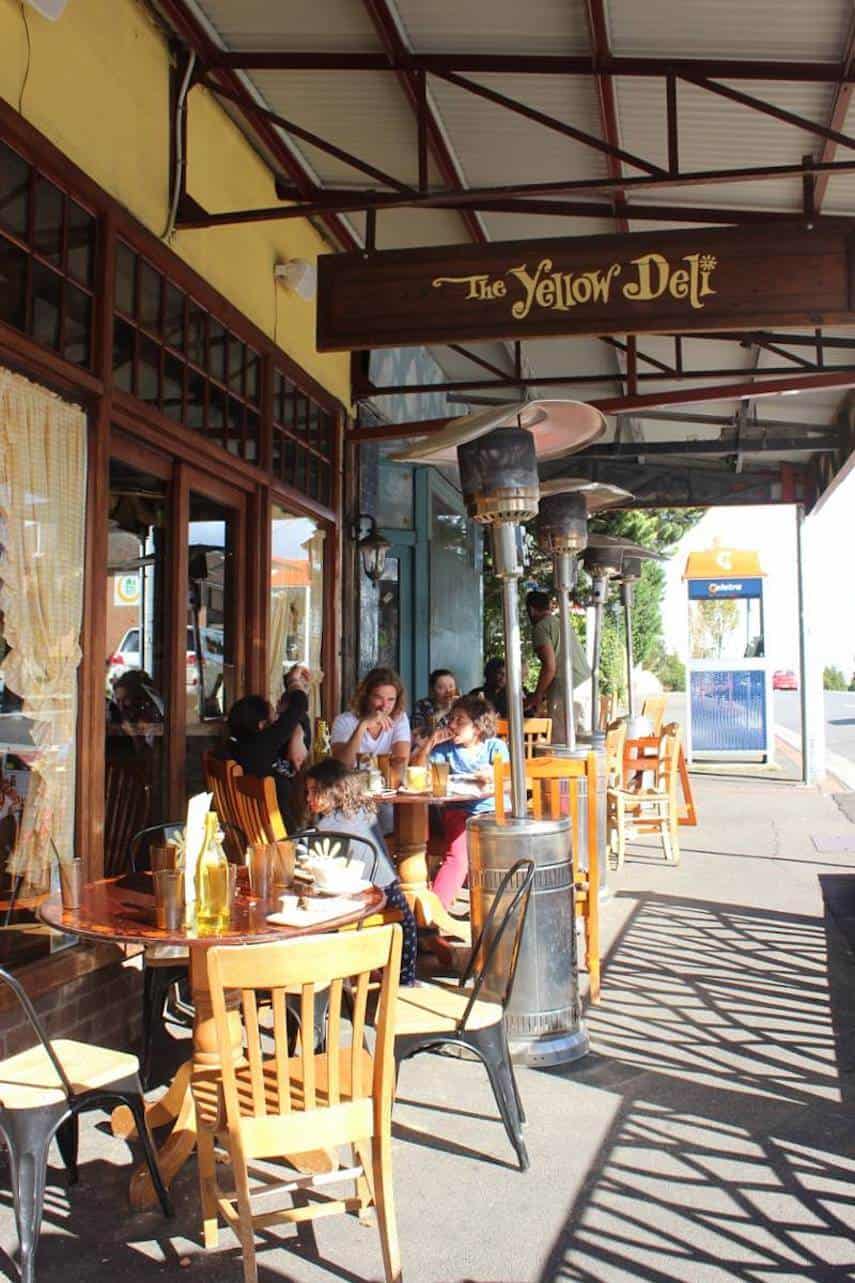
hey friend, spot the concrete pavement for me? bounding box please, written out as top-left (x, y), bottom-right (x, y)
top-left (3, 771), bottom-right (855, 1282)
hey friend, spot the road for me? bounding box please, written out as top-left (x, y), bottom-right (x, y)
top-left (774, 690), bottom-right (855, 764)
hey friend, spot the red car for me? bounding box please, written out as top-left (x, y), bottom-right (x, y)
top-left (773, 669), bottom-right (798, 691)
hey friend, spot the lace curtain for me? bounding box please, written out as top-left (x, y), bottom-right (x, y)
top-left (0, 368), bottom-right (86, 889)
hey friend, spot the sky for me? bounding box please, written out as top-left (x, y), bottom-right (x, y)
top-left (661, 468), bottom-right (855, 680)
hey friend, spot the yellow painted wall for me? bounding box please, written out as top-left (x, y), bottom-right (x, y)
top-left (0, 0), bottom-right (350, 407)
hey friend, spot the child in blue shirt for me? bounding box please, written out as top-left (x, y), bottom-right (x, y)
top-left (411, 694), bottom-right (509, 910)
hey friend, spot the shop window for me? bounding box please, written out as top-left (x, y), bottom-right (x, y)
top-left (0, 367), bottom-right (87, 969)
top-left (272, 371), bottom-right (336, 508)
top-left (0, 141), bottom-right (97, 369)
top-left (113, 240), bottom-right (261, 463)
top-left (270, 506), bottom-right (326, 721)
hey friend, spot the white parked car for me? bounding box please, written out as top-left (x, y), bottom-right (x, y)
top-left (106, 625), bottom-right (225, 707)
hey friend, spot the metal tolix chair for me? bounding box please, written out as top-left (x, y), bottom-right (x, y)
top-left (0, 967), bottom-right (172, 1283)
top-left (392, 858), bottom-right (535, 1171)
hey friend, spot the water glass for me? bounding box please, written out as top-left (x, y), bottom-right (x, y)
top-left (153, 868), bottom-right (185, 931)
top-left (431, 760), bottom-right (451, 796)
top-left (247, 843), bottom-right (273, 900)
top-left (59, 859), bottom-right (84, 910)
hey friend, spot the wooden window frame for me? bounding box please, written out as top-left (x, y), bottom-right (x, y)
top-left (0, 100), bottom-right (345, 908)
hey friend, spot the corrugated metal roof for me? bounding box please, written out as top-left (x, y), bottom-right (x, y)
top-left (195, 0), bottom-right (381, 50)
top-left (608, 0), bottom-right (850, 61)
top-left (394, 0), bottom-right (593, 55)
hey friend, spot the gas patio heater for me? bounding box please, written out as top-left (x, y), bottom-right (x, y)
top-left (580, 535), bottom-right (662, 741)
top-left (535, 479), bottom-right (631, 753)
top-left (394, 399), bottom-right (605, 1065)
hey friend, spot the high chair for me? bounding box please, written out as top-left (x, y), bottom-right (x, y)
top-left (607, 721), bottom-right (682, 870)
top-left (493, 753), bottom-right (600, 1003)
top-left (199, 925), bottom-right (403, 1283)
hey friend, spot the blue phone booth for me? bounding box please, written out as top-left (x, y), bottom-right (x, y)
top-left (684, 545), bottom-right (772, 762)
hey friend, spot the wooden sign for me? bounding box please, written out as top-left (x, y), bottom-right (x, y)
top-left (316, 221), bottom-right (855, 351)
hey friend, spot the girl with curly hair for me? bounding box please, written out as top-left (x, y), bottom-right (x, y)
top-left (305, 758), bottom-right (417, 985)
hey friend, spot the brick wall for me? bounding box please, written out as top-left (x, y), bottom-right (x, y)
top-left (0, 948), bottom-right (142, 1061)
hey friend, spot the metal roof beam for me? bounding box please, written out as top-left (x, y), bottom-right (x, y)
top-left (210, 51), bottom-right (855, 83)
top-left (175, 158), bottom-right (855, 227)
top-left (572, 434), bottom-right (842, 458)
top-left (815, 11), bottom-right (855, 210)
top-left (357, 365), bottom-right (855, 398)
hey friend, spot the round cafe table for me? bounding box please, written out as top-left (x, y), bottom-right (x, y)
top-left (39, 872), bottom-right (385, 1209)
top-left (381, 788), bottom-right (488, 942)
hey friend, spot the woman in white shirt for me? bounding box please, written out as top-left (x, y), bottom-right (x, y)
top-left (330, 666), bottom-right (411, 769)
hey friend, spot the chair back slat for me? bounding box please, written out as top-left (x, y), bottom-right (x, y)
top-left (271, 987), bottom-right (291, 1114)
top-left (461, 859), bottom-right (534, 1026)
top-left (657, 722), bottom-right (682, 796)
top-left (326, 977), bottom-right (343, 1106)
top-left (234, 774), bottom-right (288, 845)
top-left (207, 928), bottom-right (401, 1152)
top-left (349, 971), bottom-right (369, 1099)
top-left (241, 988), bottom-right (266, 1115)
top-left (300, 983), bottom-right (317, 1109)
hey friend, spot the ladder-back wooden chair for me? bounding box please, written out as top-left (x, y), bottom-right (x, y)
top-left (493, 753), bottom-right (600, 1003)
top-left (203, 753), bottom-right (247, 859)
top-left (199, 925), bottom-right (403, 1283)
top-left (233, 773), bottom-right (288, 845)
top-left (495, 717), bottom-right (553, 758)
top-left (103, 759), bottom-right (150, 878)
top-left (641, 695), bottom-right (667, 734)
top-left (607, 722), bottom-right (682, 870)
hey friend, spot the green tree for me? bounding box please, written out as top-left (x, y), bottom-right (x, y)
top-left (482, 506), bottom-right (703, 701)
top-left (824, 665), bottom-right (848, 691)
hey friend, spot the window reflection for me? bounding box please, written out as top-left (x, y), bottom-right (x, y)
top-left (270, 507), bottom-right (325, 719)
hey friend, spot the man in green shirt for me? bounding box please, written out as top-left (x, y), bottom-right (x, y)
top-left (524, 590), bottom-right (591, 729)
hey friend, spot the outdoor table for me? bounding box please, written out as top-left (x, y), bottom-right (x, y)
top-left (40, 872), bottom-right (385, 1209)
top-left (378, 788), bottom-right (489, 941)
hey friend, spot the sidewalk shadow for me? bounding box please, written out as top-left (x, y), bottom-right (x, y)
top-left (538, 891), bottom-right (855, 1282)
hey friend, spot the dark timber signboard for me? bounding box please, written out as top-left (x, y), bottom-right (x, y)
top-left (316, 221), bottom-right (855, 351)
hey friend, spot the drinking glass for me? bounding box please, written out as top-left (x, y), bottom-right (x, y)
top-left (59, 859), bottom-right (84, 910)
top-left (153, 868), bottom-right (185, 931)
top-left (431, 761), bottom-right (451, 796)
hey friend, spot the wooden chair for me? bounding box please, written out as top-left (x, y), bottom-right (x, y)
top-left (493, 754), bottom-right (601, 1003)
top-left (202, 753), bottom-right (248, 860)
top-left (604, 719), bottom-right (627, 788)
top-left (199, 925), bottom-right (403, 1283)
top-left (103, 759), bottom-right (150, 878)
top-left (495, 717), bottom-right (553, 758)
top-left (394, 858), bottom-right (534, 1170)
top-left (641, 695), bottom-right (667, 734)
top-left (598, 693), bottom-right (615, 732)
top-left (607, 722), bottom-right (682, 870)
top-left (0, 966), bottom-right (172, 1283)
top-left (233, 773), bottom-right (288, 845)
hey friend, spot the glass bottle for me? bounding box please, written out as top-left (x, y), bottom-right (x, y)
top-left (195, 811), bottom-right (230, 930)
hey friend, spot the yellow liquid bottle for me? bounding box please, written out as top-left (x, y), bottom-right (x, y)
top-left (195, 811), bottom-right (230, 930)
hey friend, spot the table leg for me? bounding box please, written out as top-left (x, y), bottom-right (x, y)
top-left (394, 802), bottom-right (470, 942)
top-left (111, 1058), bottom-right (192, 1140)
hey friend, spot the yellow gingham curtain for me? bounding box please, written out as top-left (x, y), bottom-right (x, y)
top-left (0, 368), bottom-right (86, 890)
